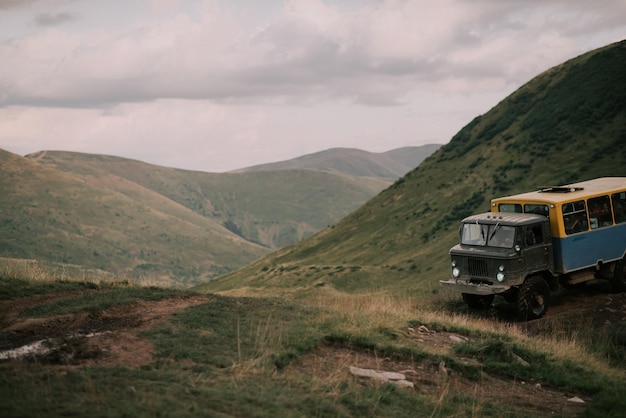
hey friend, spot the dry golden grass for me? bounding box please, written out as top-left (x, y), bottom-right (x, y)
top-left (0, 257), bottom-right (160, 287)
top-left (302, 286), bottom-right (625, 381)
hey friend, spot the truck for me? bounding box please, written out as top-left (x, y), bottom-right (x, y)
top-left (439, 177), bottom-right (626, 320)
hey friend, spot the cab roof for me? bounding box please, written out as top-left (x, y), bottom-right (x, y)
top-left (463, 212), bottom-right (547, 226)
top-left (491, 177), bottom-right (626, 205)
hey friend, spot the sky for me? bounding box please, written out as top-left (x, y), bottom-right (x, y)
top-left (1, 0), bottom-right (625, 172)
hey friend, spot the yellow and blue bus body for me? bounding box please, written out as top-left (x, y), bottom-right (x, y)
top-left (491, 177), bottom-right (626, 274)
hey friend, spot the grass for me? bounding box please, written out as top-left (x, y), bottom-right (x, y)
top-left (2, 265), bottom-right (626, 416)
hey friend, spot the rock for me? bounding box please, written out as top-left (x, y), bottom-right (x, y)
top-left (350, 366), bottom-right (385, 380)
top-left (379, 371), bottom-right (407, 381)
top-left (349, 366), bottom-right (413, 389)
top-left (417, 325), bottom-right (431, 334)
top-left (349, 366), bottom-right (405, 381)
top-left (449, 334), bottom-right (465, 343)
top-left (568, 396), bottom-right (585, 404)
top-left (392, 379), bottom-right (415, 389)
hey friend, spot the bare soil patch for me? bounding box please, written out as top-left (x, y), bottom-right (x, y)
top-left (0, 293), bottom-right (208, 367)
top-left (288, 344), bottom-right (585, 417)
top-left (520, 282), bottom-right (626, 340)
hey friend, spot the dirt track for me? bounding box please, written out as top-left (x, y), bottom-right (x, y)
top-left (500, 281), bottom-right (626, 340)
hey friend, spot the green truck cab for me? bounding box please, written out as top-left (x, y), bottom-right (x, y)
top-left (440, 212), bottom-right (554, 319)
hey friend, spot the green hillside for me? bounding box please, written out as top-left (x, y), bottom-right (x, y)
top-left (0, 146), bottom-right (397, 286)
top-left (197, 40), bottom-right (626, 297)
top-left (0, 149), bottom-right (269, 287)
top-left (28, 151), bottom-right (390, 249)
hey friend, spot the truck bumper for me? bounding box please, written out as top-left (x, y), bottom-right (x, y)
top-left (439, 279), bottom-right (510, 295)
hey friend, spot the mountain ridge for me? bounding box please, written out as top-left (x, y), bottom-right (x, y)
top-left (231, 144), bottom-right (442, 179)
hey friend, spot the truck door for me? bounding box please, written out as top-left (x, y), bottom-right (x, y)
top-left (523, 223), bottom-right (551, 274)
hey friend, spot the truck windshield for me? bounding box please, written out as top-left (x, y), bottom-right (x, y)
top-left (461, 223), bottom-right (516, 248)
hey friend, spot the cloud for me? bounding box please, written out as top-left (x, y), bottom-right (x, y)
top-left (0, 0), bottom-right (624, 171)
top-left (0, 0), bottom-right (600, 107)
top-left (34, 11), bottom-right (74, 26)
top-left (2, 0), bottom-right (624, 109)
top-left (0, 0), bottom-right (34, 10)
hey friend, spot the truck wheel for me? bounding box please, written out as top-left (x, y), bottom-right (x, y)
top-left (462, 293), bottom-right (494, 309)
top-left (611, 259), bottom-right (626, 292)
top-left (517, 276), bottom-right (550, 320)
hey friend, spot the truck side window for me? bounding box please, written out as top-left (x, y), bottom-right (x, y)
top-left (525, 225), bottom-right (544, 246)
top-left (562, 200), bottom-right (587, 235)
top-left (533, 225), bottom-right (544, 245)
top-left (588, 195), bottom-right (612, 229)
top-left (612, 192), bottom-right (626, 224)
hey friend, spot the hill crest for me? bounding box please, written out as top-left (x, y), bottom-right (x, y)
top-left (232, 144), bottom-right (442, 179)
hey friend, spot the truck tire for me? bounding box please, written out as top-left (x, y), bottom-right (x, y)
top-left (462, 293), bottom-right (494, 309)
top-left (611, 259), bottom-right (626, 292)
top-left (517, 276), bottom-right (550, 320)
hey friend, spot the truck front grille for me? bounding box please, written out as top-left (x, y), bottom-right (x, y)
top-left (468, 258), bottom-right (489, 278)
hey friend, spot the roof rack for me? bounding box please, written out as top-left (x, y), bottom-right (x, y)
top-left (538, 186), bottom-right (584, 193)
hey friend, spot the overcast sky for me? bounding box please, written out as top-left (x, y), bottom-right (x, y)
top-left (1, 0), bottom-right (624, 172)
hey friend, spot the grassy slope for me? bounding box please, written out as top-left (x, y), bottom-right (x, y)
top-left (2, 274), bottom-right (625, 417)
top-left (1, 150), bottom-right (269, 287)
top-left (197, 40), bottom-right (626, 297)
top-left (30, 151), bottom-right (391, 249)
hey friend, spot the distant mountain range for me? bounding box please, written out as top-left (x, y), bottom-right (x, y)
top-left (0, 144), bottom-right (440, 286)
top-left (234, 145), bottom-right (441, 179)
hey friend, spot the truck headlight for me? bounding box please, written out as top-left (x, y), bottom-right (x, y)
top-left (496, 272), bottom-right (505, 282)
top-left (452, 267), bottom-right (460, 278)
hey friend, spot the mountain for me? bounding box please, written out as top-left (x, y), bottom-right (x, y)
top-left (1, 144), bottom-right (431, 286)
top-left (0, 149), bottom-right (269, 287)
top-left (233, 144), bottom-right (441, 179)
top-left (197, 39), bottom-right (626, 296)
top-left (27, 150), bottom-right (392, 249)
